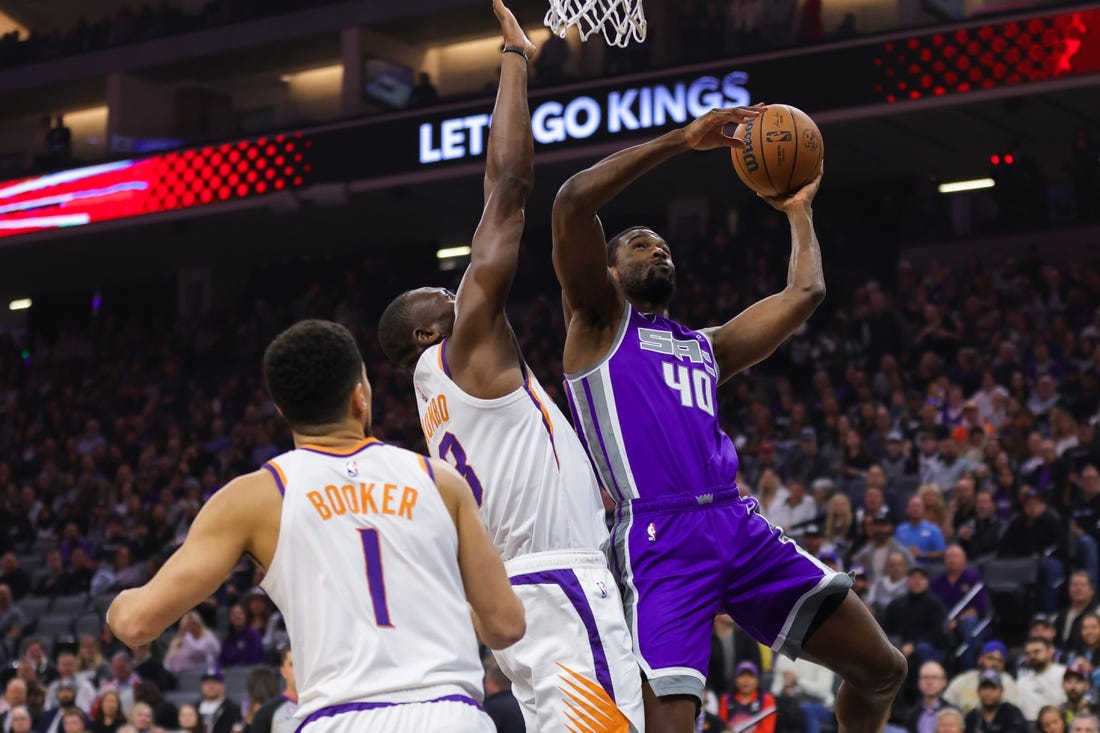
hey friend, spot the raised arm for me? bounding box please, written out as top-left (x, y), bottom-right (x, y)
top-left (447, 0), bottom-right (534, 394)
top-left (703, 163), bottom-right (826, 385)
top-left (432, 458), bottom-right (525, 649)
top-left (108, 471), bottom-right (276, 646)
top-left (552, 107), bottom-right (759, 328)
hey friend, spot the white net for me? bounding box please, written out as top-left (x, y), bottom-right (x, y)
top-left (544, 0), bottom-right (647, 47)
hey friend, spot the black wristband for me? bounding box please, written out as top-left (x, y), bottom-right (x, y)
top-left (502, 44), bottom-right (528, 61)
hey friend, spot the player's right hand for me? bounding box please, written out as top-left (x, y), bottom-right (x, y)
top-left (683, 107), bottom-right (760, 151)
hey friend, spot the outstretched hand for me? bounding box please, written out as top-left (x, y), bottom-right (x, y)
top-left (683, 105), bottom-right (762, 151)
top-left (493, 0), bottom-right (536, 58)
top-left (760, 160), bottom-right (824, 213)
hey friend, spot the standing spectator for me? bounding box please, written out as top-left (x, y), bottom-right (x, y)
top-left (163, 612), bottom-right (219, 675)
top-left (482, 657), bottom-right (523, 733)
top-left (406, 72), bottom-right (439, 108)
top-left (45, 117), bottom-right (72, 169)
top-left (944, 641), bottom-right (1020, 714)
top-left (896, 496), bottom-right (947, 566)
top-left (194, 670), bottom-right (239, 733)
top-left (217, 605), bottom-right (262, 668)
top-left (1018, 637), bottom-right (1068, 722)
top-left (963, 670), bottom-right (1027, 732)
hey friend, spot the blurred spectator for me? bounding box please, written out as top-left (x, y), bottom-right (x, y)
top-left (218, 605), bottom-right (262, 668)
top-left (241, 667), bottom-right (278, 731)
top-left (1037, 705), bottom-right (1067, 733)
top-left (34, 551), bottom-right (77, 597)
top-left (194, 670), bottom-right (239, 733)
top-left (707, 615), bottom-right (762, 701)
top-left (534, 34), bottom-right (569, 85)
top-left (406, 72), bottom-right (439, 108)
top-left (958, 490), bottom-right (1003, 560)
top-left (881, 432), bottom-right (917, 486)
top-left (786, 428), bottom-right (831, 489)
top-left (163, 612), bottom-right (219, 675)
top-left (944, 641), bottom-right (1020, 714)
top-left (931, 545), bottom-right (989, 669)
top-left (769, 479), bottom-right (815, 537)
top-left (97, 653), bottom-right (139, 714)
top-left (1070, 127), bottom-right (1100, 224)
top-left (856, 514), bottom-right (914, 583)
top-left (1060, 662), bottom-right (1093, 720)
top-left (896, 496), bottom-right (947, 566)
top-left (45, 653), bottom-right (96, 713)
top-left (885, 565), bottom-right (948, 704)
top-left (1018, 637), bottom-right (1067, 722)
top-left (0, 556), bottom-right (29, 601)
top-left (0, 586), bottom-right (24, 642)
top-left (0, 679), bottom-right (27, 716)
top-left (1070, 612), bottom-right (1100, 674)
top-left (963, 670), bottom-right (1026, 732)
top-left (999, 491), bottom-right (1067, 612)
top-left (130, 646), bottom-right (171, 697)
top-left (90, 689), bottom-right (124, 733)
top-left (175, 704), bottom-right (205, 733)
top-left (868, 550), bottom-right (910, 616)
top-left (771, 655), bottom-right (834, 733)
top-left (59, 708), bottom-right (90, 733)
top-left (717, 661), bottom-right (775, 732)
top-left (38, 680), bottom-right (82, 733)
top-left (903, 660), bottom-right (956, 732)
top-left (249, 648), bottom-right (296, 733)
top-left (45, 117), bottom-right (72, 170)
top-left (6, 705), bottom-right (32, 733)
top-left (830, 12), bottom-right (857, 40)
top-left (76, 637), bottom-right (110, 690)
top-left (126, 701), bottom-right (153, 733)
top-left (1056, 573), bottom-right (1097, 652)
top-left (19, 638), bottom-right (56, 687)
top-left (482, 656), bottom-right (523, 733)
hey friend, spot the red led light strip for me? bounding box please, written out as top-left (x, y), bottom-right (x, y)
top-left (874, 9), bottom-right (1100, 102)
top-left (0, 132), bottom-right (312, 239)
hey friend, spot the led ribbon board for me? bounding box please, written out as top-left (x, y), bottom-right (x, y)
top-left (0, 133), bottom-right (312, 239)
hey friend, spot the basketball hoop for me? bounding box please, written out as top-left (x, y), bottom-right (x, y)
top-left (544, 0), bottom-right (647, 48)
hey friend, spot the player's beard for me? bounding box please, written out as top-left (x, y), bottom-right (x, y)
top-left (622, 265), bottom-right (675, 310)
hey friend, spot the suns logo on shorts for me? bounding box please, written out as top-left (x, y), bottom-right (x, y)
top-left (346, 461), bottom-right (359, 479)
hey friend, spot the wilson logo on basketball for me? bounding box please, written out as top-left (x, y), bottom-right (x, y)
top-left (765, 131), bottom-right (792, 142)
top-left (741, 118), bottom-right (758, 173)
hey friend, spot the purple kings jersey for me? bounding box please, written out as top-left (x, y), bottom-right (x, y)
top-left (564, 303), bottom-right (740, 502)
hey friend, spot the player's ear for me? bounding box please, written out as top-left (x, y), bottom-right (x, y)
top-left (413, 326), bottom-right (438, 345)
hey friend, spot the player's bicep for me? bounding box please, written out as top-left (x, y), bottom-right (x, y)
top-left (709, 290), bottom-right (818, 383)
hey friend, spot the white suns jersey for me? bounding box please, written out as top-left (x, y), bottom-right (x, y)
top-left (414, 342), bottom-right (606, 563)
top-left (259, 438), bottom-right (485, 719)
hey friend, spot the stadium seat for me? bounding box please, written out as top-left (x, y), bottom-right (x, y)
top-left (34, 614), bottom-right (73, 639)
top-left (175, 668), bottom-right (204, 692)
top-left (49, 594), bottom-right (90, 616)
top-left (31, 538), bottom-right (56, 555)
top-left (980, 557), bottom-right (1040, 646)
top-left (17, 596), bottom-right (50, 620)
top-left (165, 690), bottom-right (198, 708)
top-left (223, 666), bottom-right (252, 697)
top-left (73, 612), bottom-right (101, 639)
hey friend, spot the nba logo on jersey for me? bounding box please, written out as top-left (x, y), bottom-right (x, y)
top-left (647, 522), bottom-right (657, 542)
top-left (345, 460), bottom-right (359, 479)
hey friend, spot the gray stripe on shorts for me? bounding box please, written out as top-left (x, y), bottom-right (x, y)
top-left (771, 572), bottom-right (853, 660)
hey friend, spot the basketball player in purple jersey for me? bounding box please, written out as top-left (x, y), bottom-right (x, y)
top-left (552, 110), bottom-right (906, 733)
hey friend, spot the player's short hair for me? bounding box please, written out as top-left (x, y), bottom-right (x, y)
top-left (263, 320), bottom-right (364, 430)
top-left (378, 291), bottom-right (419, 370)
top-left (606, 225), bottom-right (652, 265)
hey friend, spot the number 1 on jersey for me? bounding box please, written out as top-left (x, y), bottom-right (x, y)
top-left (358, 528), bottom-right (393, 628)
top-left (438, 432), bottom-right (485, 506)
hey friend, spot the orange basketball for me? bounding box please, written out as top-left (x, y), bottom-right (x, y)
top-left (730, 104), bottom-right (823, 197)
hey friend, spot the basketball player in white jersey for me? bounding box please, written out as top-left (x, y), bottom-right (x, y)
top-left (377, 2), bottom-right (644, 731)
top-left (108, 319), bottom-right (524, 733)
